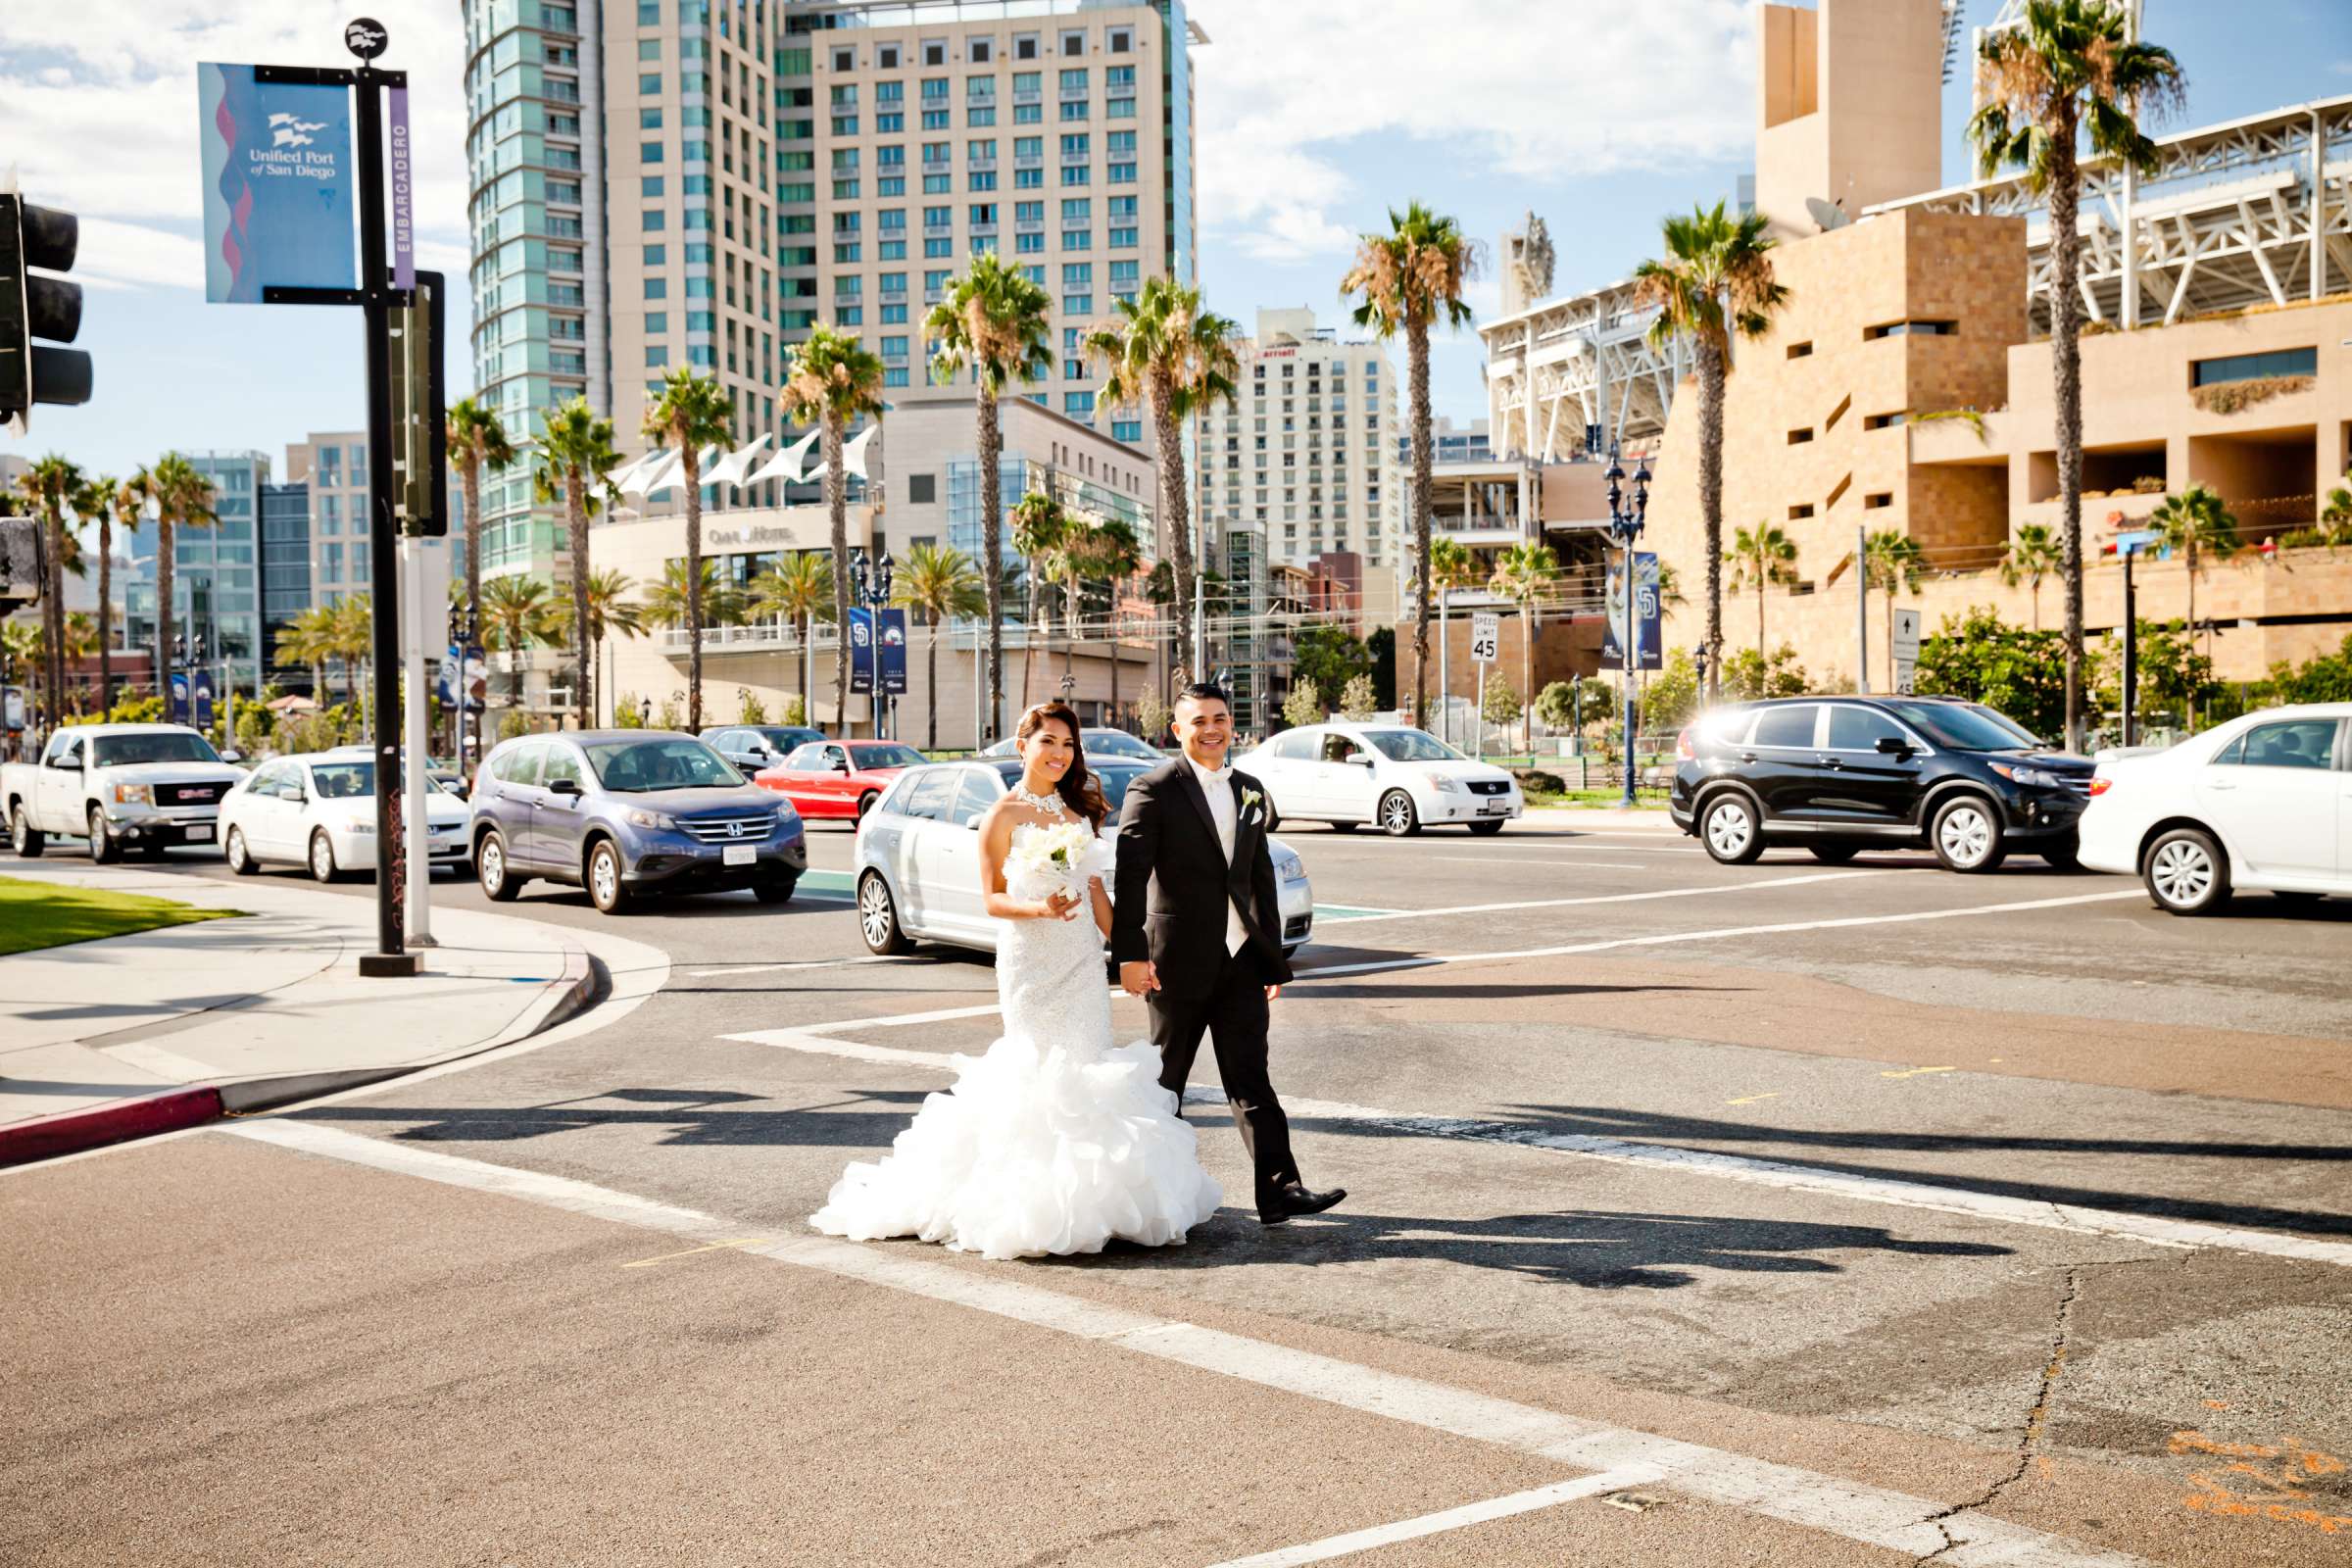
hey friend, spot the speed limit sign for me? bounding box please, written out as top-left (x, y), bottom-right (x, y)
top-left (1470, 612), bottom-right (1500, 663)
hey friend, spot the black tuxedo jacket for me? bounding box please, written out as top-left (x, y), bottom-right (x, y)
top-left (1111, 758), bottom-right (1293, 998)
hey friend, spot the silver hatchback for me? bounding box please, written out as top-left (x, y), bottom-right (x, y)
top-left (852, 758), bottom-right (1315, 956)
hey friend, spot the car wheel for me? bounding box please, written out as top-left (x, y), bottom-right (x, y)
top-left (309, 829), bottom-right (340, 883)
top-left (858, 870), bottom-right (915, 955)
top-left (753, 874), bottom-right (798, 906)
top-left (1378, 789), bottom-right (1420, 837)
top-left (12, 805), bottom-right (45, 858)
top-left (1931, 796), bottom-right (2007, 873)
top-left (1467, 818), bottom-right (1505, 836)
top-left (1807, 842), bottom-right (1860, 864)
top-left (477, 831), bottom-right (524, 902)
top-left (2144, 827), bottom-right (2229, 915)
top-left (226, 826), bottom-right (260, 875)
top-left (586, 840), bottom-right (633, 914)
top-left (2039, 832), bottom-right (2082, 871)
top-left (1698, 792), bottom-right (1764, 865)
top-left (88, 807), bottom-right (122, 864)
top-left (857, 790), bottom-right (881, 820)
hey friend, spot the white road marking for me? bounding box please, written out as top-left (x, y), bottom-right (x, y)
top-left (1317, 869), bottom-right (1890, 926)
top-left (102, 1043), bottom-right (224, 1082)
top-left (686, 955), bottom-right (922, 979)
top-left (1425, 857), bottom-right (1648, 870)
top-left (732, 1021), bottom-right (2352, 1269)
top-left (1204, 1465), bottom-right (1665, 1566)
top-left (222, 1119), bottom-right (2151, 1568)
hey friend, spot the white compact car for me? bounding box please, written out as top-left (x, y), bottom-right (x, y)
top-left (852, 757), bottom-right (1314, 956)
top-left (978, 727), bottom-right (1163, 763)
top-left (220, 749), bottom-right (472, 882)
top-left (2078, 704), bottom-right (2349, 914)
top-left (1233, 722), bottom-right (1524, 835)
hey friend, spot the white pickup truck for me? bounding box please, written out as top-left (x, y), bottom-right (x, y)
top-left (5, 723), bottom-right (248, 862)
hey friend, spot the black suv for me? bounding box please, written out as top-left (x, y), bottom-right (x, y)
top-left (1669, 696), bottom-right (2095, 872)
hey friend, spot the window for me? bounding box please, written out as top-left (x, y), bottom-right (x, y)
top-left (1864, 413), bottom-right (1906, 431)
top-left (924, 41), bottom-right (947, 67)
top-left (1108, 26), bottom-right (1133, 52)
top-left (1864, 492), bottom-right (1893, 510)
top-left (1865, 319), bottom-right (1956, 340)
top-left (645, 277), bottom-right (668, 299)
top-left (1061, 263), bottom-right (1092, 289)
top-left (645, 311), bottom-right (667, 332)
top-left (1060, 99), bottom-right (1090, 122)
top-left (640, 140), bottom-right (664, 164)
top-left (1788, 341), bottom-right (1814, 360)
top-left (1064, 293), bottom-right (1091, 315)
top-left (1788, 504), bottom-right (1815, 519)
top-left (640, 107), bottom-right (662, 128)
top-left (1787, 427), bottom-right (1812, 444)
top-left (1827, 706), bottom-right (1912, 753)
top-left (1751, 706), bottom-right (1821, 749)
top-left (877, 44), bottom-right (901, 69)
top-left (2232, 718), bottom-right (2340, 769)
top-left (1061, 29), bottom-right (1085, 57)
top-left (1015, 35), bottom-right (1039, 61)
top-left (1059, 68), bottom-right (1089, 90)
top-left (1063, 164), bottom-right (1091, 186)
top-left (908, 473), bottom-right (937, 504)
top-left (638, 39), bottom-right (662, 60)
top-left (1064, 390), bottom-right (1096, 416)
top-left (2191, 347), bottom-right (2318, 387)
top-left (646, 344), bottom-right (670, 367)
top-left (1014, 166), bottom-right (1043, 187)
top-left (832, 46), bottom-right (855, 72)
top-left (970, 40), bottom-right (993, 64)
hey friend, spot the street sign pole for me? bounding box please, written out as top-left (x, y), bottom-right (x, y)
top-left (402, 533), bottom-right (434, 947)
top-left (1437, 586), bottom-right (1448, 746)
top-left (1855, 523), bottom-right (1871, 694)
top-left (2121, 545), bottom-right (2138, 748)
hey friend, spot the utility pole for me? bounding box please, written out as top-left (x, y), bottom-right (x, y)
top-left (1854, 522), bottom-right (1871, 694)
top-left (402, 532), bottom-right (434, 947)
top-left (1437, 583), bottom-right (1448, 744)
top-left (2120, 543), bottom-right (2138, 749)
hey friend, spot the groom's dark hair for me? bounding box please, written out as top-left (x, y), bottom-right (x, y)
top-left (1174, 681), bottom-right (1231, 711)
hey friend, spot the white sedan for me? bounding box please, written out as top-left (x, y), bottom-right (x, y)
top-left (1233, 722), bottom-right (1524, 835)
top-left (220, 750), bottom-right (472, 882)
top-left (2078, 703), bottom-right (2349, 914)
top-left (852, 758), bottom-right (1314, 956)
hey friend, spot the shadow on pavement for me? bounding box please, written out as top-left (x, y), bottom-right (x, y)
top-left (302, 1086), bottom-right (933, 1148)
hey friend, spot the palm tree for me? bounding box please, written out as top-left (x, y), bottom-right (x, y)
top-left (143, 454), bottom-right (218, 725)
top-left (1007, 488), bottom-right (1066, 706)
top-left (16, 456), bottom-right (80, 730)
top-left (1633, 202), bottom-right (1790, 701)
top-left (479, 574), bottom-right (566, 713)
top-left (2148, 483), bottom-right (2240, 670)
top-left (1489, 540), bottom-right (1558, 759)
top-left (1085, 515), bottom-right (1143, 725)
top-left (1864, 530), bottom-right (1929, 690)
top-left (583, 566), bottom-right (646, 721)
top-left (1969, 1), bottom-right (2183, 750)
top-left (1424, 536), bottom-right (1482, 732)
top-left (1342, 203), bottom-right (1477, 727)
top-left (1084, 275), bottom-right (1240, 687)
top-left (891, 542), bottom-right (986, 749)
top-left (273, 605), bottom-right (336, 701)
top-left (1727, 523), bottom-right (1799, 660)
top-left (65, 475), bottom-right (117, 715)
top-left (2000, 521), bottom-right (2064, 629)
top-left (326, 594), bottom-right (374, 729)
top-left (2321, 475), bottom-right (2352, 545)
top-left (1054, 509), bottom-right (1107, 685)
top-left (781, 327), bottom-right (887, 734)
top-left (926, 252), bottom-right (1053, 742)
top-left (446, 398), bottom-right (515, 755)
top-left (532, 396), bottom-right (624, 728)
top-left (750, 551), bottom-right (838, 722)
top-left (640, 368), bottom-right (737, 731)
top-left (640, 557), bottom-right (745, 635)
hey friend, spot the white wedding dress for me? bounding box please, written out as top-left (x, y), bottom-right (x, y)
top-left (809, 814), bottom-right (1223, 1260)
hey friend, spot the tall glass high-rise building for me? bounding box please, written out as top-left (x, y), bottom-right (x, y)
top-left (122, 451), bottom-right (269, 704)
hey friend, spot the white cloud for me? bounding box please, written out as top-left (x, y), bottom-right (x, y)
top-left (1188, 0), bottom-right (1755, 270)
top-left (0, 3), bottom-right (468, 292)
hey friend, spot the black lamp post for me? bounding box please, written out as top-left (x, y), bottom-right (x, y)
top-left (447, 600), bottom-right (480, 760)
top-left (1693, 642), bottom-right (1709, 699)
top-left (1604, 441), bottom-right (1653, 808)
top-left (854, 550), bottom-right (895, 738)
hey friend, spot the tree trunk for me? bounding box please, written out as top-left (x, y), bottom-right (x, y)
top-left (683, 442), bottom-right (705, 732)
top-left (1153, 370), bottom-right (1195, 686)
top-left (1062, 569), bottom-right (1080, 686)
top-left (1756, 559), bottom-right (1768, 661)
top-left (1020, 554), bottom-right (1038, 709)
top-left (463, 455), bottom-right (485, 760)
top-left (2184, 539), bottom-right (2198, 728)
top-left (1521, 602), bottom-right (1535, 758)
top-left (157, 517), bottom-right (176, 726)
top-left (825, 416), bottom-right (852, 735)
top-left (977, 386), bottom-right (1004, 743)
top-left (43, 499), bottom-right (64, 727)
top-left (98, 515), bottom-right (113, 718)
top-left (926, 611), bottom-right (941, 750)
top-left (1696, 336), bottom-right (1727, 700)
top-left (2049, 128), bottom-right (2086, 751)
top-left (1407, 321), bottom-right (1433, 728)
top-left (568, 474), bottom-right (593, 729)
top-left (1107, 603), bottom-right (1121, 729)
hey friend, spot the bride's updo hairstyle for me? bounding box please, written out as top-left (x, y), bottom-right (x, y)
top-left (1015, 701), bottom-right (1110, 831)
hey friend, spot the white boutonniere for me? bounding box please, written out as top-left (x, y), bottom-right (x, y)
top-left (1240, 785), bottom-right (1263, 825)
top-left (1241, 786), bottom-right (1262, 809)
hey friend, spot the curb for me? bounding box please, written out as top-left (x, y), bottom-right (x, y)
top-left (0, 939), bottom-right (602, 1173)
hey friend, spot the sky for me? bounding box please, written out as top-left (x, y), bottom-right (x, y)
top-left (5, 0), bottom-right (2347, 486)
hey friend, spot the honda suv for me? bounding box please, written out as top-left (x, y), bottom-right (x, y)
top-left (1668, 697), bottom-right (2094, 872)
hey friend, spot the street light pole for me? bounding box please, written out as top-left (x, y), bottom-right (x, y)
top-left (1604, 442), bottom-right (1652, 811)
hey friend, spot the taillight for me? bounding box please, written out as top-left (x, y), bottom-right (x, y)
top-left (1676, 725), bottom-right (1694, 760)
top-left (2087, 776), bottom-right (2112, 797)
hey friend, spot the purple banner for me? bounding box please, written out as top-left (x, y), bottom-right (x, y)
top-left (387, 84), bottom-right (415, 290)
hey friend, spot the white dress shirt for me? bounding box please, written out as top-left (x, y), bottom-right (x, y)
top-left (1186, 754), bottom-right (1248, 956)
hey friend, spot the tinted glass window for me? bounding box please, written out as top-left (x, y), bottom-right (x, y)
top-left (1751, 706), bottom-right (1820, 749)
top-left (784, 745), bottom-right (823, 769)
top-left (2209, 734), bottom-right (2246, 765)
top-left (496, 745), bottom-right (545, 786)
top-left (953, 771), bottom-right (999, 825)
top-left (584, 739), bottom-right (740, 791)
top-left (900, 769), bottom-right (958, 820)
top-left (1084, 729), bottom-right (1157, 760)
top-left (1266, 731), bottom-right (1314, 760)
top-left (1882, 702), bottom-right (2031, 752)
top-left (1827, 707), bottom-right (1909, 752)
top-left (708, 729), bottom-right (742, 751)
top-left (90, 731), bottom-right (222, 767)
top-left (1318, 733), bottom-right (1358, 763)
top-left (1697, 708), bottom-right (1755, 747)
top-left (849, 743), bottom-right (927, 769)
top-left (311, 761), bottom-right (376, 799)
top-left (1362, 728), bottom-right (1463, 762)
top-left (759, 727), bottom-right (822, 752)
top-left (2234, 719), bottom-right (2339, 770)
top-left (540, 749), bottom-right (585, 788)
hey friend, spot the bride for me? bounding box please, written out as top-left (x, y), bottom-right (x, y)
top-left (810, 702), bottom-right (1222, 1260)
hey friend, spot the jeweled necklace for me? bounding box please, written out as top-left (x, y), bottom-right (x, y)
top-left (1010, 780), bottom-right (1069, 817)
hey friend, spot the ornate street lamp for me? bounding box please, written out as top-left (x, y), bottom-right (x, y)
top-left (1604, 442), bottom-right (1652, 809)
top-left (854, 550), bottom-right (895, 738)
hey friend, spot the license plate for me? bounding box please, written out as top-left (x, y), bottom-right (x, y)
top-left (185, 823), bottom-right (216, 841)
top-left (1478, 801), bottom-right (1508, 815)
top-left (721, 844), bottom-right (756, 866)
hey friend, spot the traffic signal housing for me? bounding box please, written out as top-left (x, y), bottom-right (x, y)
top-left (0, 194), bottom-right (94, 426)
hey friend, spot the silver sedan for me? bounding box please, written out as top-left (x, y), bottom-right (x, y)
top-left (852, 758), bottom-right (1314, 957)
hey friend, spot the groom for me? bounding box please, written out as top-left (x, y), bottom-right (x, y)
top-left (1113, 683), bottom-right (1346, 1226)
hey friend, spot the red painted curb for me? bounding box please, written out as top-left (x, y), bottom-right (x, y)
top-left (0, 1086), bottom-right (226, 1171)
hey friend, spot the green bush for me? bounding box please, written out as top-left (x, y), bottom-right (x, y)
top-left (1281, 678), bottom-right (1324, 730)
top-left (737, 688), bottom-right (769, 724)
top-left (1481, 675), bottom-right (1521, 725)
top-left (499, 710), bottom-right (532, 741)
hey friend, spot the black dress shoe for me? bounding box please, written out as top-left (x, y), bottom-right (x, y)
top-left (1258, 1184), bottom-right (1347, 1225)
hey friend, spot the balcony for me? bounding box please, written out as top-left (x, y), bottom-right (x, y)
top-left (1059, 84), bottom-right (1091, 102)
top-left (1013, 214), bottom-right (1044, 232)
top-left (879, 286), bottom-right (907, 304)
top-left (1013, 151), bottom-right (1043, 170)
top-left (969, 220), bottom-right (998, 236)
top-left (924, 285), bottom-right (946, 304)
top-left (923, 221), bottom-right (954, 239)
top-left (1013, 86), bottom-right (1043, 105)
top-left (921, 156), bottom-right (952, 173)
top-left (966, 155), bottom-right (996, 172)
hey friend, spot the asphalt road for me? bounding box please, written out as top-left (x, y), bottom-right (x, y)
top-left (6, 815), bottom-right (2349, 1566)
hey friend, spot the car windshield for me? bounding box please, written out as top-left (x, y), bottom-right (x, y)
top-left (849, 744), bottom-right (926, 770)
top-left (89, 732), bottom-right (221, 767)
top-left (756, 728), bottom-right (819, 749)
top-left (1963, 704), bottom-right (2043, 747)
top-left (1085, 730), bottom-right (1158, 760)
top-left (310, 762), bottom-right (376, 799)
top-left (1882, 702), bottom-right (2037, 752)
top-left (1361, 728), bottom-right (1465, 763)
top-left (583, 739), bottom-right (743, 792)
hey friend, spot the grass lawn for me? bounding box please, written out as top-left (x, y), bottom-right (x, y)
top-left (0, 876), bottom-right (241, 956)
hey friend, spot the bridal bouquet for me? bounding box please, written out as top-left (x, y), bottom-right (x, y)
top-left (1008, 820), bottom-right (1100, 896)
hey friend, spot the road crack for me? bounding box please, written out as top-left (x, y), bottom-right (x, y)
top-left (1916, 1264), bottom-right (2082, 1563)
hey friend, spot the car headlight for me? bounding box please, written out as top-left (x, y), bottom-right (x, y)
top-left (112, 783), bottom-right (153, 806)
top-left (1426, 774), bottom-right (1463, 794)
top-left (625, 808), bottom-right (679, 831)
top-left (1272, 850), bottom-right (1305, 882)
top-left (343, 816), bottom-right (376, 836)
top-left (1989, 762), bottom-right (2065, 789)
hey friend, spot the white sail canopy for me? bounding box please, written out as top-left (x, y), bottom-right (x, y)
top-left (745, 427), bottom-right (820, 485)
top-left (705, 434), bottom-right (772, 487)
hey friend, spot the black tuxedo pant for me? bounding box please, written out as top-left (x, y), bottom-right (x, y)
top-left (1150, 945), bottom-right (1299, 1207)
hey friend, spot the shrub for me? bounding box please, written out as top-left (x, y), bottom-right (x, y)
top-left (1480, 675), bottom-right (1521, 725)
top-left (1281, 679), bottom-right (1324, 730)
top-left (737, 688), bottom-right (768, 724)
top-left (1339, 672), bottom-right (1377, 720)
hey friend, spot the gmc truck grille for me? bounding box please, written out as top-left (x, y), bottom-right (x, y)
top-left (160, 783), bottom-right (226, 807)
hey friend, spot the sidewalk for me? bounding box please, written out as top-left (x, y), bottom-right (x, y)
top-left (0, 862), bottom-right (596, 1166)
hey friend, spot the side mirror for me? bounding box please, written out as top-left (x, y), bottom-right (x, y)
top-left (1875, 736), bottom-right (1915, 758)
top-left (549, 776), bottom-right (583, 797)
top-left (1348, 751), bottom-right (1375, 767)
top-left (833, 760), bottom-right (853, 773)
top-left (220, 750), bottom-right (242, 764)
top-left (58, 754), bottom-right (82, 771)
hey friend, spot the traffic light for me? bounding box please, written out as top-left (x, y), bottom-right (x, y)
top-left (0, 193), bottom-right (94, 427)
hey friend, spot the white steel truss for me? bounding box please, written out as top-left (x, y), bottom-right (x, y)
top-left (1480, 280), bottom-right (1688, 463)
top-left (1869, 94), bottom-right (2352, 335)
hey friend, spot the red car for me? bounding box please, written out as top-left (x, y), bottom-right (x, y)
top-left (755, 739), bottom-right (928, 821)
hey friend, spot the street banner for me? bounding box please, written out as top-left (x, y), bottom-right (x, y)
top-left (877, 608), bottom-right (908, 695)
top-left (193, 673), bottom-right (216, 730)
top-left (169, 671), bottom-right (190, 726)
top-left (847, 607), bottom-right (875, 695)
top-left (1598, 551), bottom-right (1663, 671)
top-left (387, 85), bottom-right (415, 290)
top-left (199, 63), bottom-right (357, 303)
